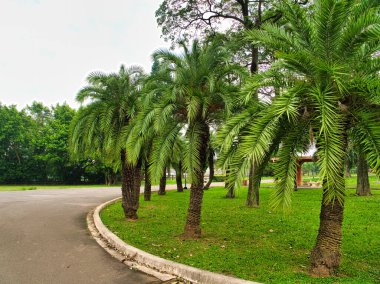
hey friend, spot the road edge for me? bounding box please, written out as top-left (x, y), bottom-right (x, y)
top-left (89, 197), bottom-right (261, 284)
top-left (86, 198), bottom-right (176, 282)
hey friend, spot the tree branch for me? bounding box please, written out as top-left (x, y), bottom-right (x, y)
top-left (262, 11), bottom-right (283, 23)
top-left (207, 12), bottom-right (245, 25)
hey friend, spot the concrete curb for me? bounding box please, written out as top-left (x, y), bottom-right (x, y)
top-left (87, 198), bottom-right (176, 282)
top-left (90, 197), bottom-right (261, 284)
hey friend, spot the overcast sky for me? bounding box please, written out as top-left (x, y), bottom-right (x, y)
top-left (0, 0), bottom-right (168, 108)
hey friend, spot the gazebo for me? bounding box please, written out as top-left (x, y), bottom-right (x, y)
top-left (296, 156), bottom-right (314, 186)
top-left (271, 146), bottom-right (317, 187)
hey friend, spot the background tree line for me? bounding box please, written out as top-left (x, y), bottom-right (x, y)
top-left (0, 102), bottom-right (110, 184)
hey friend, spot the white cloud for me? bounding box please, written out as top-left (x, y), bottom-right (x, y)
top-left (0, 0), bottom-right (168, 108)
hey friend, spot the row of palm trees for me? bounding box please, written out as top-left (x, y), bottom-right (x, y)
top-left (70, 0), bottom-right (380, 278)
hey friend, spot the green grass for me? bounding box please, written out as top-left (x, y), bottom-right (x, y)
top-left (101, 187), bottom-right (380, 284)
top-left (345, 175), bottom-right (380, 189)
top-left (141, 179), bottom-right (177, 186)
top-left (0, 179), bottom-right (179, 192)
top-left (302, 174), bottom-right (380, 190)
top-left (0, 184), bottom-right (120, 192)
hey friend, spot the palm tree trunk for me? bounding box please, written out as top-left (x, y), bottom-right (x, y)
top-left (158, 167), bottom-right (166, 195)
top-left (226, 186), bottom-right (235, 198)
top-left (310, 190), bottom-right (344, 276)
top-left (120, 149), bottom-right (141, 220)
top-left (184, 177), bottom-right (204, 238)
top-left (344, 154), bottom-right (352, 177)
top-left (183, 123), bottom-right (209, 238)
top-left (246, 162), bottom-right (260, 207)
top-left (225, 167), bottom-right (235, 198)
top-left (344, 166), bottom-right (351, 178)
top-left (203, 149), bottom-right (214, 190)
top-left (253, 179), bottom-right (260, 206)
top-left (246, 163), bottom-right (254, 206)
top-left (144, 163), bottom-right (151, 201)
top-left (356, 153), bottom-right (371, 196)
top-left (175, 162), bottom-right (183, 192)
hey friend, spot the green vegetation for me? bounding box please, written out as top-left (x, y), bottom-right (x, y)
top-left (101, 186), bottom-right (380, 283)
top-left (0, 179), bottom-right (179, 192)
top-left (0, 184), bottom-right (118, 192)
top-left (0, 102), bottom-right (108, 185)
top-left (216, 0), bottom-right (380, 275)
top-left (1, 0), bottom-right (379, 280)
top-left (70, 65), bottom-right (150, 219)
top-left (130, 40), bottom-right (246, 236)
top-left (301, 175), bottom-right (380, 190)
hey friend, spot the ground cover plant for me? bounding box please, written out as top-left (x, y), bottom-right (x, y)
top-left (101, 186), bottom-right (380, 283)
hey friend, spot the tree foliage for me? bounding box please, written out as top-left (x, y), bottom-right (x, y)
top-left (224, 0), bottom-right (380, 208)
top-left (0, 102), bottom-right (105, 184)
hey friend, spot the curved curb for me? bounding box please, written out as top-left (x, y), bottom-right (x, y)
top-left (87, 198), bottom-right (175, 282)
top-left (90, 197), bottom-right (261, 284)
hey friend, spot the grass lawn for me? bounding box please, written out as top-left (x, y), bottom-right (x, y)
top-left (0, 179), bottom-right (178, 192)
top-left (302, 174), bottom-right (380, 189)
top-left (0, 184), bottom-right (120, 191)
top-left (141, 179), bottom-right (177, 186)
top-left (101, 186), bottom-right (380, 284)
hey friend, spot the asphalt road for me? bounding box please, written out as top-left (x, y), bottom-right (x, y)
top-left (0, 188), bottom-right (161, 284)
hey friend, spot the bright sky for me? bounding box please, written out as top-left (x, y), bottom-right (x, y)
top-left (0, 0), bottom-right (168, 108)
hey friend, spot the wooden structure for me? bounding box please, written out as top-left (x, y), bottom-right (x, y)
top-left (272, 155), bottom-right (316, 187)
top-left (296, 156), bottom-right (314, 186)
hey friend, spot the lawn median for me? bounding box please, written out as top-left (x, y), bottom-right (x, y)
top-left (100, 186), bottom-right (380, 283)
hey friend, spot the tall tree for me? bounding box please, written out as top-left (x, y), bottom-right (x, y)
top-left (126, 80), bottom-right (187, 196)
top-left (203, 144), bottom-right (215, 190)
top-left (156, 0), bottom-right (291, 73)
top-left (217, 103), bottom-right (272, 207)
top-left (157, 0), bottom-right (311, 206)
top-left (70, 65), bottom-right (145, 219)
top-left (226, 0), bottom-right (380, 276)
top-left (171, 136), bottom-right (186, 192)
top-left (158, 167), bottom-right (167, 195)
top-left (0, 105), bottom-right (35, 183)
top-left (356, 150), bottom-right (371, 196)
top-left (40, 104), bottom-right (77, 183)
top-left (132, 40), bottom-right (246, 237)
top-left (174, 161), bottom-right (184, 192)
top-left (142, 152), bottom-right (153, 201)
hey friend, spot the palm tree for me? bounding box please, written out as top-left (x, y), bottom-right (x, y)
top-left (70, 65), bottom-right (145, 219)
top-left (217, 103), bottom-right (273, 207)
top-left (131, 40), bottom-right (246, 238)
top-left (346, 140), bottom-right (372, 196)
top-left (125, 76), bottom-right (186, 196)
top-left (203, 141), bottom-right (215, 191)
top-left (170, 136), bottom-right (186, 192)
top-left (143, 159), bottom-right (152, 201)
top-left (158, 166), bottom-right (167, 195)
top-left (356, 149), bottom-right (371, 196)
top-left (225, 0), bottom-right (380, 276)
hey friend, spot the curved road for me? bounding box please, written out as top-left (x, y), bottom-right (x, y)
top-left (0, 188), bottom-right (161, 284)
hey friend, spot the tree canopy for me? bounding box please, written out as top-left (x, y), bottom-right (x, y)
top-left (0, 102), bottom-right (105, 184)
